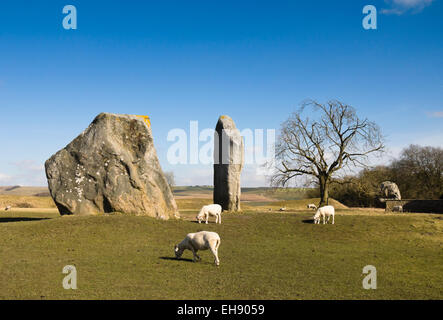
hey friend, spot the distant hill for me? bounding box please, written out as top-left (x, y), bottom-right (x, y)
top-left (0, 185), bottom-right (347, 210)
top-left (0, 186), bottom-right (50, 197)
top-left (1, 185), bottom-right (315, 200)
top-left (172, 186), bottom-right (319, 202)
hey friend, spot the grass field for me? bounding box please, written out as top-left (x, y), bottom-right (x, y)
top-left (0, 196), bottom-right (442, 300)
top-left (0, 195), bottom-right (56, 209)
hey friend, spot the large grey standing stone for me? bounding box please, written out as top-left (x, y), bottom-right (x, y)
top-left (380, 181), bottom-right (401, 200)
top-left (45, 113), bottom-right (179, 219)
top-left (213, 115), bottom-right (244, 211)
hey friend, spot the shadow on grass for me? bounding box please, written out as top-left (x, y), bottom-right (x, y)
top-left (0, 217), bottom-right (51, 223)
top-left (302, 219), bottom-right (315, 224)
top-left (189, 221), bottom-right (219, 224)
top-left (159, 257), bottom-right (194, 263)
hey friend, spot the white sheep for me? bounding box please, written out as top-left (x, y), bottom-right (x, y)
top-left (174, 231), bottom-right (221, 266)
top-left (307, 204), bottom-right (317, 210)
top-left (196, 204), bottom-right (222, 224)
top-left (313, 205), bottom-right (335, 224)
top-left (392, 205), bottom-right (403, 212)
top-left (279, 207), bottom-right (286, 211)
top-left (4, 205), bottom-right (11, 211)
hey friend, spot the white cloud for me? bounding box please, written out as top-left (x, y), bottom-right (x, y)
top-left (377, 131), bottom-right (443, 163)
top-left (241, 164), bottom-right (270, 187)
top-left (172, 163), bottom-right (272, 187)
top-left (381, 0), bottom-right (435, 15)
top-left (175, 165), bottom-right (213, 186)
top-left (12, 160), bottom-right (44, 172)
top-left (427, 111), bottom-right (443, 118)
top-left (0, 160), bottom-right (46, 186)
top-left (0, 173), bottom-right (12, 184)
top-left (410, 132), bottom-right (443, 147)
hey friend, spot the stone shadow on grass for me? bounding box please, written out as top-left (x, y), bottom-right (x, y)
top-left (0, 217), bottom-right (51, 223)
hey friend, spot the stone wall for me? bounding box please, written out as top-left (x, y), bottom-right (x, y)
top-left (385, 199), bottom-right (443, 214)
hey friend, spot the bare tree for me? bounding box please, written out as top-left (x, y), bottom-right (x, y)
top-left (272, 100), bottom-right (384, 206)
top-left (390, 145), bottom-right (443, 199)
top-left (164, 171), bottom-right (176, 189)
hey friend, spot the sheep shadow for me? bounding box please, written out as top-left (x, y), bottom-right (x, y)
top-left (0, 217), bottom-right (51, 223)
top-left (189, 220), bottom-right (217, 224)
top-left (159, 257), bottom-right (194, 263)
top-left (302, 219), bottom-right (315, 224)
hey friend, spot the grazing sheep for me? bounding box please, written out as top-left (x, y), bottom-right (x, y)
top-left (4, 206), bottom-right (11, 211)
top-left (313, 205), bottom-right (335, 224)
top-left (307, 204), bottom-right (317, 210)
top-left (279, 207), bottom-right (286, 211)
top-left (196, 204), bottom-right (222, 224)
top-left (392, 205), bottom-right (403, 212)
top-left (174, 231), bottom-right (221, 266)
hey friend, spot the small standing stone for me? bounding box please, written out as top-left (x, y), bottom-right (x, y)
top-left (380, 181), bottom-right (401, 200)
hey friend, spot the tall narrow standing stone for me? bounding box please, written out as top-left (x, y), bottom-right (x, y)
top-left (213, 115), bottom-right (244, 211)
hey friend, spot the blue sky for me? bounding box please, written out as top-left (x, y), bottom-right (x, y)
top-left (0, 0), bottom-right (442, 186)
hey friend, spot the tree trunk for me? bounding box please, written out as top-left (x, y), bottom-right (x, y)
top-left (318, 174), bottom-right (329, 207)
